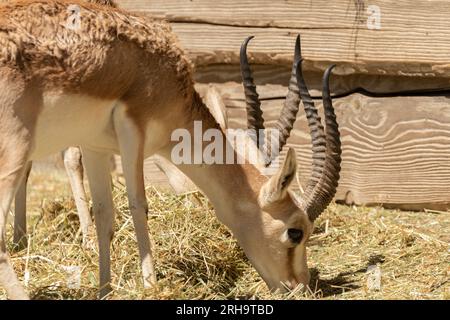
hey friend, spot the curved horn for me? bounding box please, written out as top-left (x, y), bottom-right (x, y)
top-left (273, 34), bottom-right (328, 179)
top-left (241, 35), bottom-right (330, 173)
top-left (240, 36), bottom-right (265, 148)
top-left (296, 51), bottom-right (327, 198)
top-left (303, 65), bottom-right (342, 222)
top-left (273, 35), bottom-right (302, 155)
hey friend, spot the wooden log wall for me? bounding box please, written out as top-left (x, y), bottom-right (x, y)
top-left (118, 0), bottom-right (450, 78)
top-left (111, 0), bottom-right (450, 210)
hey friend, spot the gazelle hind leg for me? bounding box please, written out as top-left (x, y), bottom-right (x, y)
top-left (0, 69), bottom-right (36, 299)
top-left (63, 147), bottom-right (95, 247)
top-left (0, 144), bottom-right (31, 299)
top-left (13, 161), bottom-right (32, 251)
top-left (113, 107), bottom-right (156, 288)
top-left (81, 149), bottom-right (115, 299)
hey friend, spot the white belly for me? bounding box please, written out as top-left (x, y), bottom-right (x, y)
top-left (31, 94), bottom-right (119, 160)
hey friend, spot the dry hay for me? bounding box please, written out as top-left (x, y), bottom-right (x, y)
top-left (1, 170), bottom-right (448, 300)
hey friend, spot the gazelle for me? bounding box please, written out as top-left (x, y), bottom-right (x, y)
top-left (0, 0), bottom-right (341, 299)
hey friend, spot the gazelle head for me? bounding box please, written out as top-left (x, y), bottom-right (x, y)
top-left (233, 35), bottom-right (342, 292)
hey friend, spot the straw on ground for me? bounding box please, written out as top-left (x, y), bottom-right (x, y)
top-left (1, 170), bottom-right (448, 300)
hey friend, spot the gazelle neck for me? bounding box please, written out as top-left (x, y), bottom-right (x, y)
top-left (158, 91), bottom-right (266, 229)
top-left (175, 161), bottom-right (261, 228)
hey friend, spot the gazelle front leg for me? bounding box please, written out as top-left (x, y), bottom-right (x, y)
top-left (81, 149), bottom-right (115, 299)
top-left (63, 147), bottom-right (94, 247)
top-left (113, 107), bottom-right (156, 289)
top-left (13, 162), bottom-right (32, 250)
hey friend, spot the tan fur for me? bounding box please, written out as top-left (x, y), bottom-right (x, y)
top-left (86, 0), bottom-right (116, 7)
top-left (0, 0), bottom-right (193, 98)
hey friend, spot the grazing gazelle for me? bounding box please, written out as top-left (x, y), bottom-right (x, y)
top-left (0, 0), bottom-right (340, 300)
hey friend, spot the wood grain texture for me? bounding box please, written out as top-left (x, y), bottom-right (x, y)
top-left (116, 0), bottom-right (450, 30)
top-left (195, 65), bottom-right (450, 94)
top-left (115, 0), bottom-right (450, 77)
top-left (219, 82), bottom-right (450, 210)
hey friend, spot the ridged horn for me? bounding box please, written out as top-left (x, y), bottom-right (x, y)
top-left (240, 34), bottom-right (335, 181)
top-left (296, 48), bottom-right (327, 198)
top-left (240, 36), bottom-right (265, 148)
top-left (273, 35), bottom-right (303, 157)
top-left (302, 65), bottom-right (342, 222)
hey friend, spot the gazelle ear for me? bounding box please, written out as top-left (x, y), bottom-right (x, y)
top-left (259, 148), bottom-right (297, 208)
top-left (204, 84), bottom-right (228, 130)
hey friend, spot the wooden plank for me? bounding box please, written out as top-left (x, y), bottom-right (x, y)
top-left (171, 23), bottom-right (450, 77)
top-left (116, 0), bottom-right (450, 30)
top-left (215, 82), bottom-right (450, 210)
top-left (119, 0), bottom-right (366, 28)
top-left (115, 0), bottom-right (450, 77)
top-left (195, 65), bottom-right (450, 94)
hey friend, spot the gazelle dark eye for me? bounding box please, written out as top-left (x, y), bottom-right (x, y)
top-left (287, 228), bottom-right (303, 244)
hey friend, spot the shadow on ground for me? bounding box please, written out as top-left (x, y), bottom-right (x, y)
top-left (310, 254), bottom-right (385, 297)
top-left (30, 286), bottom-right (98, 300)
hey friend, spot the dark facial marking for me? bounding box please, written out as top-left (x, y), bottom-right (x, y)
top-left (287, 228), bottom-right (303, 244)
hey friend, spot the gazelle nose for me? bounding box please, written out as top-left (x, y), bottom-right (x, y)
top-left (278, 269), bottom-right (311, 293)
top-left (284, 279), bottom-right (306, 292)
